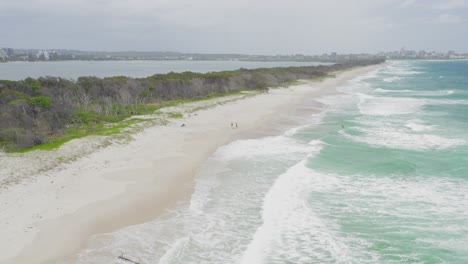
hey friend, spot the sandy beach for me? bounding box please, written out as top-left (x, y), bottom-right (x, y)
top-left (0, 63), bottom-right (385, 264)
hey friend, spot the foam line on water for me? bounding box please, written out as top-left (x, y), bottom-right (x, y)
top-left (404, 119), bottom-right (436, 132)
top-left (287, 168), bottom-right (468, 263)
top-left (239, 140), bottom-right (363, 264)
top-left (356, 118), bottom-right (437, 133)
top-left (357, 94), bottom-right (468, 116)
top-left (213, 135), bottom-right (313, 161)
top-left (383, 76), bottom-right (403, 83)
top-left (374, 88), bottom-right (456, 96)
top-left (381, 64), bottom-right (424, 75)
top-left (314, 66), bottom-right (386, 114)
top-left (189, 163), bottom-right (223, 214)
top-left (341, 126), bottom-right (466, 151)
top-left (357, 94), bottom-right (426, 116)
top-left (191, 120), bottom-right (326, 215)
top-left (284, 113), bottom-right (325, 137)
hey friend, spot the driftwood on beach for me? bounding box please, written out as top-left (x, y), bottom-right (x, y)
top-left (118, 254), bottom-right (140, 264)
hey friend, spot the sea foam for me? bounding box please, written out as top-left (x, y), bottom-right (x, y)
top-left (357, 94), bottom-right (426, 116)
top-left (383, 76), bottom-right (403, 83)
top-left (404, 119), bottom-right (436, 132)
top-left (341, 126), bottom-right (466, 151)
top-left (213, 136), bottom-right (312, 161)
top-left (239, 141), bottom-right (357, 264)
top-left (382, 65), bottom-right (424, 76)
top-left (374, 88), bottom-right (457, 97)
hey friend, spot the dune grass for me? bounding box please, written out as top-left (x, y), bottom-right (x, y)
top-left (12, 119), bottom-right (147, 153)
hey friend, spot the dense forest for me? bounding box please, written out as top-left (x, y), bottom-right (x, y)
top-left (0, 59), bottom-right (384, 150)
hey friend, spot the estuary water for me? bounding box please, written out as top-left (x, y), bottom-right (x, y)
top-left (0, 60), bottom-right (329, 81)
top-left (67, 60), bottom-right (468, 263)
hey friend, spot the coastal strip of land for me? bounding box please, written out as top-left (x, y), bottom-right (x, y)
top-left (0, 60), bottom-right (383, 152)
top-left (0, 63), bottom-right (387, 264)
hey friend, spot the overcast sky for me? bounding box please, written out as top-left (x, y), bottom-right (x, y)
top-left (1, 0), bottom-right (467, 54)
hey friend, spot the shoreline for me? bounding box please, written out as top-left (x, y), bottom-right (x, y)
top-left (0, 63), bottom-right (388, 264)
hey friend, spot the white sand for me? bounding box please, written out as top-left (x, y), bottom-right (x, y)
top-left (0, 64), bottom-right (386, 264)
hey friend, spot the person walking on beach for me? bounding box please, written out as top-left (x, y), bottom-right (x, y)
top-left (231, 122), bottom-right (233, 129)
top-left (236, 122), bottom-right (238, 129)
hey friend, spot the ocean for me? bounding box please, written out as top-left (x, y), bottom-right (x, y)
top-left (0, 60), bottom-right (329, 81)
top-left (66, 60), bottom-right (468, 264)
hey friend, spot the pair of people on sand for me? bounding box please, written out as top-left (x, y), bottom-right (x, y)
top-left (231, 122), bottom-right (238, 129)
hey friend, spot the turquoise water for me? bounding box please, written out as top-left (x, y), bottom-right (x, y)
top-left (281, 60), bottom-right (468, 263)
top-left (68, 61), bottom-right (468, 264)
top-left (0, 60), bottom-right (329, 81)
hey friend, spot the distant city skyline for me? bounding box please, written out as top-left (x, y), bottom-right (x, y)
top-left (1, 46), bottom-right (467, 56)
top-left (2, 47), bottom-right (467, 63)
top-left (1, 0), bottom-right (467, 54)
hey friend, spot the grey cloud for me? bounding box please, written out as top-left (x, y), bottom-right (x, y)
top-left (433, 13), bottom-right (464, 24)
top-left (0, 0), bottom-right (466, 53)
top-left (432, 0), bottom-right (466, 10)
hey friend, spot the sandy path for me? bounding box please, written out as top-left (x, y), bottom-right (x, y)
top-left (0, 63), bottom-right (386, 264)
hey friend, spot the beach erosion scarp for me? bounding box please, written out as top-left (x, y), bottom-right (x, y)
top-left (0, 63), bottom-right (386, 264)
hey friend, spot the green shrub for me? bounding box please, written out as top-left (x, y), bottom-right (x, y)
top-left (29, 96), bottom-right (52, 109)
top-left (74, 111), bottom-right (97, 124)
top-left (23, 77), bottom-right (40, 92)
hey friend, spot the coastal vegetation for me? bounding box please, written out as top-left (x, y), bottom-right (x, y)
top-left (0, 59), bottom-right (384, 151)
